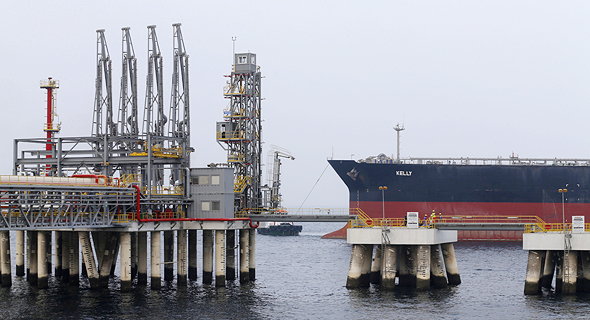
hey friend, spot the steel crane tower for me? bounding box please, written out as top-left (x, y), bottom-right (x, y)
top-left (92, 29), bottom-right (116, 138)
top-left (143, 25), bottom-right (166, 137)
top-left (118, 27), bottom-right (139, 138)
top-left (266, 145), bottom-right (295, 210)
top-left (217, 53), bottom-right (262, 213)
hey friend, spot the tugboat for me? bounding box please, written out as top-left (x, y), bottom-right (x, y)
top-left (258, 222), bottom-right (303, 236)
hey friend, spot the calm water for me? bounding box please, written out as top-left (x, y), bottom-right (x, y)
top-left (0, 224), bottom-right (589, 319)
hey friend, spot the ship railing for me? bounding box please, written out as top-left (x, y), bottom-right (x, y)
top-left (235, 207), bottom-right (360, 218)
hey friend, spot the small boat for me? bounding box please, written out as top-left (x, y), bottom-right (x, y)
top-left (257, 222), bottom-right (303, 236)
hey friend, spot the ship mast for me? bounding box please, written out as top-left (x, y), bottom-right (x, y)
top-left (394, 123), bottom-right (405, 163)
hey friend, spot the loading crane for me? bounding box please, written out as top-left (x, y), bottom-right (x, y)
top-left (266, 145), bottom-right (295, 210)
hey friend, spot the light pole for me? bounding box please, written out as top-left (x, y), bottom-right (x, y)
top-left (559, 188), bottom-right (568, 233)
top-left (379, 186), bottom-right (387, 227)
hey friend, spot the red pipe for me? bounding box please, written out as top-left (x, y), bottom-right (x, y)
top-left (129, 185), bottom-right (257, 227)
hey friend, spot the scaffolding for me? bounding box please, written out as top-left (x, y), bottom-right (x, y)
top-left (217, 53), bottom-right (262, 212)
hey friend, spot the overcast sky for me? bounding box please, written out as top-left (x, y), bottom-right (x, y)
top-left (1, 1), bottom-right (590, 208)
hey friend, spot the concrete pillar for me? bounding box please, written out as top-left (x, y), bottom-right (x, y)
top-left (248, 229), bottom-right (256, 281)
top-left (110, 238), bottom-right (120, 277)
top-left (0, 231), bottom-right (11, 287)
top-left (441, 243), bottom-right (461, 285)
top-left (430, 244), bottom-right (448, 288)
top-left (37, 231), bottom-right (48, 289)
top-left (398, 245), bottom-right (417, 287)
top-left (580, 251), bottom-right (590, 292)
top-left (370, 245), bottom-right (382, 285)
top-left (188, 230), bottom-right (197, 281)
top-left (360, 244), bottom-right (372, 287)
top-left (215, 230), bottom-right (226, 287)
top-left (16, 230), bottom-right (24, 277)
top-left (27, 231), bottom-right (39, 286)
top-left (177, 229), bottom-right (187, 285)
top-left (151, 231), bottom-right (161, 290)
top-left (45, 231), bottom-right (51, 274)
top-left (61, 231), bottom-right (71, 283)
top-left (541, 250), bottom-right (556, 288)
top-left (131, 232), bottom-right (138, 281)
top-left (203, 230), bottom-right (213, 285)
top-left (563, 251), bottom-right (578, 294)
top-left (346, 244), bottom-right (370, 288)
top-left (55, 231), bottom-right (62, 278)
top-left (239, 229), bottom-right (250, 283)
top-left (163, 231), bottom-right (174, 282)
top-left (226, 230), bottom-right (236, 281)
top-left (524, 250), bottom-right (545, 295)
top-left (79, 231), bottom-right (99, 288)
top-left (555, 251), bottom-right (563, 292)
top-left (69, 232), bottom-right (79, 287)
top-left (138, 232), bottom-right (148, 285)
top-left (381, 245), bottom-right (397, 290)
top-left (97, 232), bottom-right (119, 288)
top-left (416, 245), bottom-right (431, 290)
top-left (120, 232), bottom-right (132, 292)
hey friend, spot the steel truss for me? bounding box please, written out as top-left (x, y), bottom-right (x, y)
top-left (0, 185), bottom-right (136, 230)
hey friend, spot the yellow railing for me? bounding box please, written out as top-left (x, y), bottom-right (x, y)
top-left (234, 176), bottom-right (250, 193)
top-left (120, 174), bottom-right (141, 187)
top-left (129, 146), bottom-right (182, 158)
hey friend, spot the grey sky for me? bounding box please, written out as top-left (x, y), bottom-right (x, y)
top-left (1, 1), bottom-right (589, 208)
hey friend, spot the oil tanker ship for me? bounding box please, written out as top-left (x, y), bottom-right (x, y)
top-left (325, 154), bottom-right (590, 241)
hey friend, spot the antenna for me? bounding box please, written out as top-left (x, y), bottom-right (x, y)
top-left (232, 36), bottom-right (236, 56)
top-left (394, 123), bottom-right (405, 163)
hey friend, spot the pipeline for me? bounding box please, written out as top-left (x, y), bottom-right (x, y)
top-left (129, 185), bottom-right (257, 227)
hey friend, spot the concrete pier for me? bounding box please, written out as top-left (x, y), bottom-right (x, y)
top-left (239, 229), bottom-right (250, 283)
top-left (563, 251), bottom-right (577, 294)
top-left (131, 232), bottom-right (138, 281)
top-left (347, 227), bottom-right (458, 290)
top-left (151, 231), bottom-right (161, 290)
top-left (522, 232), bottom-right (590, 295)
top-left (0, 221), bottom-right (254, 291)
top-left (226, 230), bottom-right (236, 281)
top-left (55, 231), bottom-right (62, 278)
top-left (524, 250), bottom-right (545, 295)
top-left (215, 230), bottom-right (226, 287)
top-left (79, 231), bottom-right (99, 288)
top-left (188, 230), bottom-right (197, 281)
top-left (370, 245), bottom-right (382, 285)
top-left (249, 229), bottom-right (256, 281)
top-left (61, 231), bottom-right (70, 283)
top-left (430, 244), bottom-right (448, 288)
top-left (381, 245), bottom-right (397, 290)
top-left (580, 251), bottom-right (590, 292)
top-left (177, 230), bottom-right (188, 285)
top-left (120, 232), bottom-right (132, 291)
top-left (398, 245), bottom-right (416, 287)
top-left (441, 243), bottom-right (461, 285)
top-left (29, 231), bottom-right (37, 285)
top-left (16, 230), bottom-right (24, 277)
top-left (137, 232), bottom-right (148, 285)
top-left (346, 244), bottom-right (370, 288)
top-left (202, 230), bottom-right (213, 285)
top-left (416, 245), bottom-right (431, 290)
top-left (37, 231), bottom-right (48, 289)
top-left (164, 231), bottom-right (174, 282)
top-left (0, 231), bottom-right (11, 287)
top-left (69, 232), bottom-right (79, 286)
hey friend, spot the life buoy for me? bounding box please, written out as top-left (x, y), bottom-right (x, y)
top-left (366, 219), bottom-right (373, 226)
top-left (249, 220), bottom-right (260, 228)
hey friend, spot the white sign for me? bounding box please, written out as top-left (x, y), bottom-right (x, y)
top-left (572, 216), bottom-right (585, 233)
top-left (407, 212), bottom-right (419, 229)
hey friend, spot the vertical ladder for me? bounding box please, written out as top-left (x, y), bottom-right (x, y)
top-left (563, 223), bottom-right (573, 284)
